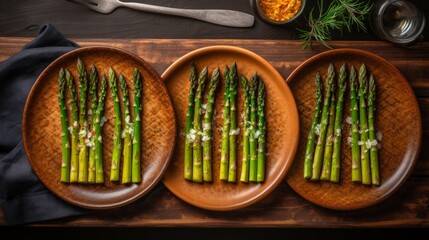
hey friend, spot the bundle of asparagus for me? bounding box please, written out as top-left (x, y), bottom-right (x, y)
top-left (58, 58), bottom-right (143, 184)
top-left (184, 65), bottom-right (220, 183)
top-left (304, 63), bottom-right (346, 182)
top-left (303, 63), bottom-right (380, 186)
top-left (351, 64), bottom-right (380, 186)
top-left (240, 73), bottom-right (266, 183)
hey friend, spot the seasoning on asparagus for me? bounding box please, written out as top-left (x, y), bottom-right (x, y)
top-left (65, 69), bottom-right (79, 182)
top-left (77, 58), bottom-right (89, 183)
top-left (368, 73), bottom-right (380, 186)
top-left (108, 67), bottom-right (122, 181)
top-left (256, 76), bottom-right (266, 182)
top-left (240, 75), bottom-right (251, 183)
top-left (330, 63), bottom-right (347, 183)
top-left (59, 68), bottom-right (71, 183)
top-left (349, 66), bottom-right (362, 182)
top-left (228, 62), bottom-right (239, 183)
top-left (248, 73), bottom-right (258, 182)
top-left (202, 67), bottom-right (220, 182)
top-left (132, 69), bottom-right (143, 183)
top-left (119, 74), bottom-right (133, 184)
top-left (220, 66), bottom-right (231, 181)
top-left (311, 63), bottom-right (335, 180)
top-left (192, 67), bottom-right (208, 182)
top-left (320, 66), bottom-right (336, 181)
top-left (88, 65), bottom-right (99, 183)
top-left (358, 64), bottom-right (371, 185)
top-left (95, 75), bottom-right (107, 183)
top-left (184, 63), bottom-right (198, 180)
top-left (303, 73), bottom-right (323, 179)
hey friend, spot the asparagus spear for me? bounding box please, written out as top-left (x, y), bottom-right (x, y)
top-left (192, 67), bottom-right (208, 183)
top-left (358, 64), bottom-right (371, 185)
top-left (228, 62), bottom-right (238, 183)
top-left (77, 58), bottom-right (89, 183)
top-left (320, 68), bottom-right (336, 181)
top-left (59, 68), bottom-right (71, 183)
top-left (320, 66), bottom-right (337, 181)
top-left (220, 66), bottom-right (231, 181)
top-left (256, 76), bottom-right (266, 182)
top-left (330, 63), bottom-right (347, 183)
top-left (311, 64), bottom-right (335, 180)
top-left (202, 67), bottom-right (220, 182)
top-left (240, 75), bottom-right (250, 183)
top-left (95, 75), bottom-right (107, 183)
top-left (368, 73), bottom-right (380, 186)
top-left (184, 63), bottom-right (198, 180)
top-left (120, 74), bottom-right (133, 184)
top-left (132, 69), bottom-right (143, 183)
top-left (303, 73), bottom-right (323, 179)
top-left (248, 73), bottom-right (258, 182)
top-left (108, 67), bottom-right (122, 181)
top-left (350, 66), bottom-right (362, 182)
top-left (65, 69), bottom-right (79, 182)
top-left (88, 65), bottom-right (99, 183)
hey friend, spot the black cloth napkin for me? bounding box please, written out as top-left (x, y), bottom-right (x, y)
top-left (0, 24), bottom-right (88, 225)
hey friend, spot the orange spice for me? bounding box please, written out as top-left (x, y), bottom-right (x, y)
top-left (259, 0), bottom-right (302, 22)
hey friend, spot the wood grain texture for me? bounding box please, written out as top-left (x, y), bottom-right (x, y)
top-left (0, 38), bottom-right (428, 227)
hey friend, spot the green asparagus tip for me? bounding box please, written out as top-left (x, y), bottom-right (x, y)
top-left (241, 75), bottom-right (248, 89)
top-left (358, 64), bottom-right (367, 89)
top-left (65, 69), bottom-right (71, 79)
top-left (190, 63), bottom-right (197, 83)
top-left (201, 66), bottom-right (208, 77)
top-left (211, 67), bottom-right (220, 83)
top-left (369, 73), bottom-right (375, 93)
top-left (328, 63), bottom-right (334, 72)
top-left (59, 67), bottom-right (64, 77)
top-left (258, 76), bottom-right (265, 94)
top-left (77, 57), bottom-right (84, 72)
top-left (339, 63), bottom-right (347, 85)
top-left (90, 64), bottom-right (96, 74)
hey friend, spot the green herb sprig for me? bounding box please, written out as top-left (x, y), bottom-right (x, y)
top-left (298, 0), bottom-right (373, 49)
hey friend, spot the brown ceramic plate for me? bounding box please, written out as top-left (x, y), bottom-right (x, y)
top-left (22, 46), bottom-right (176, 209)
top-left (161, 45), bottom-right (299, 211)
top-left (285, 48), bottom-right (421, 210)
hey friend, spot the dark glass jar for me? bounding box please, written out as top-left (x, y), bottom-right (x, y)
top-left (370, 0), bottom-right (426, 46)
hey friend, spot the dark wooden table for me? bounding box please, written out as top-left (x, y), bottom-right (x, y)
top-left (1, 0), bottom-right (429, 238)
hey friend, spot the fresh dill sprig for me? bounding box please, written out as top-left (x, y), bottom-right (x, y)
top-left (298, 0), bottom-right (373, 49)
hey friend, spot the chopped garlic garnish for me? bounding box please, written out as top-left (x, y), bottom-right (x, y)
top-left (202, 135), bottom-right (211, 142)
top-left (125, 115), bottom-right (131, 124)
top-left (376, 131), bottom-right (383, 141)
top-left (229, 128), bottom-right (240, 135)
top-left (203, 123), bottom-right (211, 131)
top-left (315, 124), bottom-right (321, 135)
top-left (346, 116), bottom-right (352, 124)
top-left (98, 136), bottom-right (102, 143)
top-left (100, 116), bottom-right (108, 127)
top-left (190, 128), bottom-right (197, 134)
top-left (347, 137), bottom-right (352, 145)
top-left (68, 126), bottom-right (73, 133)
top-left (201, 103), bottom-right (207, 109)
top-left (254, 130), bottom-right (261, 138)
top-left (73, 121), bottom-right (78, 127)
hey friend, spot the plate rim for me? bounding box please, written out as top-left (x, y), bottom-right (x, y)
top-left (285, 48), bottom-right (422, 210)
top-left (22, 46), bottom-right (177, 209)
top-left (161, 45), bottom-right (300, 211)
